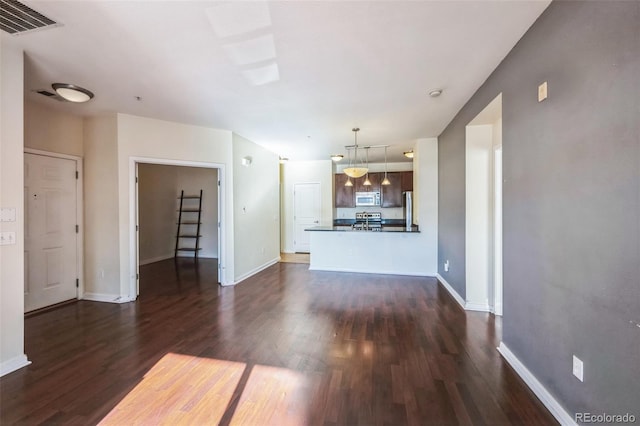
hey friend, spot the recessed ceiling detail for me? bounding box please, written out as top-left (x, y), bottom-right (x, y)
top-left (0, 0), bottom-right (58, 35)
top-left (16, 1), bottom-right (551, 161)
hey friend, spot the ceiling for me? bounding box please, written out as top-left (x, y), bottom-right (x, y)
top-left (5, 0), bottom-right (550, 163)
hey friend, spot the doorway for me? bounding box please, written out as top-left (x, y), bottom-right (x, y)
top-left (24, 150), bottom-right (83, 312)
top-left (293, 182), bottom-right (321, 253)
top-left (131, 158), bottom-right (225, 297)
top-left (465, 93), bottom-right (503, 314)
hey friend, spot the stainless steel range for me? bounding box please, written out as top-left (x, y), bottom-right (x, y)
top-left (352, 212), bottom-right (382, 231)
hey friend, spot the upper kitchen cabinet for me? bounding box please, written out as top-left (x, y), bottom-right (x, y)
top-left (401, 171), bottom-right (413, 192)
top-left (355, 172), bottom-right (381, 193)
top-left (381, 172), bottom-right (402, 207)
top-left (334, 173), bottom-right (355, 207)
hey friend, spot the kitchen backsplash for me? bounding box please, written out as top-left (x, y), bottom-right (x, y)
top-left (335, 207), bottom-right (404, 219)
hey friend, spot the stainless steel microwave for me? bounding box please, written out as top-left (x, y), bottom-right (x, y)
top-left (355, 191), bottom-right (381, 206)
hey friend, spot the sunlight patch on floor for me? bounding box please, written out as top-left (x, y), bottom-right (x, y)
top-left (99, 353), bottom-right (308, 425)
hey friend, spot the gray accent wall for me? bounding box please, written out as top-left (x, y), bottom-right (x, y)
top-left (438, 0), bottom-right (639, 416)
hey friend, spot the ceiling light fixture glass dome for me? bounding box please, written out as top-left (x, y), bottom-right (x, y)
top-left (52, 83), bottom-right (94, 103)
top-left (343, 128), bottom-right (368, 178)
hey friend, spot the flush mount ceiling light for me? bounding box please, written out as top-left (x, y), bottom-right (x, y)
top-left (331, 154), bottom-right (344, 162)
top-left (404, 150), bottom-right (415, 159)
top-left (343, 128), bottom-right (368, 178)
top-left (52, 83), bottom-right (94, 103)
top-left (429, 89), bottom-right (443, 98)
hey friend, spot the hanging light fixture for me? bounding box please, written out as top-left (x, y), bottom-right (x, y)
top-left (343, 128), bottom-right (368, 178)
top-left (363, 147), bottom-right (371, 186)
top-left (382, 146), bottom-right (391, 185)
top-left (344, 146), bottom-right (354, 187)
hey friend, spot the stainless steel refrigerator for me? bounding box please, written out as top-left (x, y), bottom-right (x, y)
top-left (403, 191), bottom-right (413, 230)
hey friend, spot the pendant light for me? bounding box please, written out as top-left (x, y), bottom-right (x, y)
top-left (343, 128), bottom-right (368, 178)
top-left (382, 146), bottom-right (391, 185)
top-left (363, 147), bottom-right (371, 186)
top-left (344, 145), bottom-right (354, 187)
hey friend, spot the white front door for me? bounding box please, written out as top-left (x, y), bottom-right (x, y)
top-left (293, 183), bottom-right (321, 253)
top-left (24, 153), bottom-right (78, 312)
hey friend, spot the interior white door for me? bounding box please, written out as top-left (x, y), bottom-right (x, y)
top-left (24, 153), bottom-right (78, 312)
top-left (293, 183), bottom-right (321, 253)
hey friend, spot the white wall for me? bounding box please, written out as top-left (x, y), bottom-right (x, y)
top-left (414, 138), bottom-right (439, 274)
top-left (335, 161), bottom-right (412, 174)
top-left (83, 115), bottom-right (121, 301)
top-left (280, 160), bottom-right (333, 253)
top-left (232, 133), bottom-right (280, 282)
top-left (24, 100), bottom-right (84, 157)
top-left (176, 166), bottom-right (218, 258)
top-left (117, 114), bottom-right (233, 293)
top-left (465, 125), bottom-right (493, 310)
top-left (138, 164), bottom-right (219, 264)
top-left (138, 164), bottom-right (179, 264)
top-left (0, 41), bottom-right (29, 375)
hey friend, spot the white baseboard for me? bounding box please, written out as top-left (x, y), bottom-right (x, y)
top-left (281, 250), bottom-right (295, 254)
top-left (0, 354), bottom-right (31, 377)
top-left (310, 266), bottom-right (435, 277)
top-left (497, 342), bottom-right (576, 426)
top-left (82, 293), bottom-right (131, 304)
top-left (139, 254), bottom-right (174, 266)
top-left (231, 257), bottom-right (280, 286)
top-left (435, 273), bottom-right (465, 309)
top-left (465, 302), bottom-right (491, 312)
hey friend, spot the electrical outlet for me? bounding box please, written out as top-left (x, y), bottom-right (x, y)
top-left (0, 231), bottom-right (16, 245)
top-left (444, 260), bottom-right (450, 272)
top-left (572, 355), bottom-right (584, 382)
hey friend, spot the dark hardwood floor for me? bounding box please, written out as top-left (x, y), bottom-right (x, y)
top-left (0, 258), bottom-right (557, 425)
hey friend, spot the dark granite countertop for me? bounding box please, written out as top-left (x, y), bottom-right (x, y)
top-left (306, 225), bottom-right (420, 233)
top-left (333, 219), bottom-right (411, 227)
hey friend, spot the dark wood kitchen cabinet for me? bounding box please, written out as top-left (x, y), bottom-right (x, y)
top-left (381, 172), bottom-right (402, 207)
top-left (334, 173), bottom-right (354, 207)
top-left (401, 171), bottom-right (413, 192)
top-left (355, 172), bottom-right (381, 193)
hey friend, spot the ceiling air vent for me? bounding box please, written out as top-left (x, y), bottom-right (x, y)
top-left (0, 0), bottom-right (58, 35)
top-left (35, 89), bottom-right (65, 101)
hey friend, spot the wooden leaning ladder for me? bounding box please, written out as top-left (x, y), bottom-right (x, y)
top-left (175, 189), bottom-right (203, 259)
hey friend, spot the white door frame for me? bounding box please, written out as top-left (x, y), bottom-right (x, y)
top-left (129, 157), bottom-right (226, 299)
top-left (493, 146), bottom-right (503, 316)
top-left (24, 148), bottom-right (84, 300)
top-left (293, 182), bottom-right (321, 253)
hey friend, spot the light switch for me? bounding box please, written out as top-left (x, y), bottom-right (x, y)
top-left (572, 355), bottom-right (584, 382)
top-left (538, 81), bottom-right (548, 102)
top-left (0, 208), bottom-right (16, 222)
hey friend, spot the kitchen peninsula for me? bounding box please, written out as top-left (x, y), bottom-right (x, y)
top-left (306, 225), bottom-right (424, 276)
